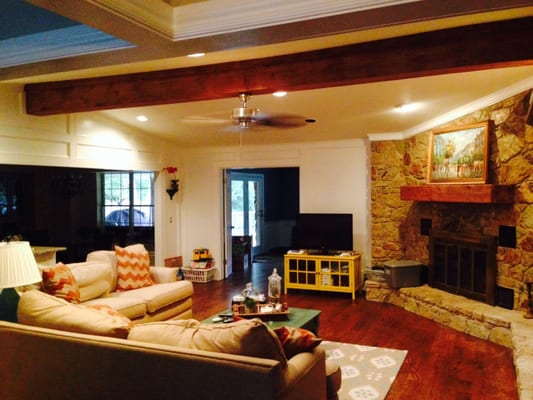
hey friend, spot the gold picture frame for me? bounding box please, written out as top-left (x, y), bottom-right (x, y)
top-left (428, 121), bottom-right (490, 184)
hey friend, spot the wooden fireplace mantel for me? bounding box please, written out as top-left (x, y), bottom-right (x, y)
top-left (400, 184), bottom-right (515, 204)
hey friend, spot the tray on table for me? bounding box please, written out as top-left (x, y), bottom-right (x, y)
top-left (233, 303), bottom-right (290, 320)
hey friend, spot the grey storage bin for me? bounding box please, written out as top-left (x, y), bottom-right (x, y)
top-left (383, 260), bottom-right (422, 288)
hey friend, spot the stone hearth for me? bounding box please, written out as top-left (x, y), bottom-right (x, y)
top-left (364, 280), bottom-right (533, 400)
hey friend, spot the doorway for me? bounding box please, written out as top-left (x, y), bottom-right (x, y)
top-left (223, 167), bottom-right (299, 277)
top-left (229, 171), bottom-right (264, 247)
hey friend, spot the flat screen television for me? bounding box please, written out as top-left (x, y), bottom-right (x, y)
top-left (292, 213), bottom-right (353, 254)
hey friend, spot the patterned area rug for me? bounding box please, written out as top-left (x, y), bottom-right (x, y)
top-left (320, 341), bottom-right (407, 400)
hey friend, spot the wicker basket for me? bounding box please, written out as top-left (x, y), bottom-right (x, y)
top-left (182, 266), bottom-right (216, 283)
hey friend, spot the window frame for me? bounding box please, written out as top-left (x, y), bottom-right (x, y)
top-left (101, 171), bottom-right (154, 228)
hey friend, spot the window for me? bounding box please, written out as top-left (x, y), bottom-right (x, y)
top-left (102, 171), bottom-right (154, 227)
top-left (0, 176), bottom-right (19, 219)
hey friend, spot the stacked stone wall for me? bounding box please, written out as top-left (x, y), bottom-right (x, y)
top-left (370, 90), bottom-right (533, 310)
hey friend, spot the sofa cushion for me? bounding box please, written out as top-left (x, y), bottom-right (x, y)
top-left (78, 280), bottom-right (111, 303)
top-left (128, 318), bottom-right (287, 366)
top-left (115, 244), bottom-right (154, 291)
top-left (107, 281), bottom-right (193, 313)
top-left (66, 261), bottom-right (113, 302)
top-left (85, 304), bottom-right (132, 321)
top-left (84, 296), bottom-right (147, 320)
top-left (17, 290), bottom-right (132, 338)
top-left (68, 261), bottom-right (112, 288)
top-left (86, 250), bottom-right (118, 290)
top-left (273, 326), bottom-right (322, 358)
top-left (40, 262), bottom-right (80, 303)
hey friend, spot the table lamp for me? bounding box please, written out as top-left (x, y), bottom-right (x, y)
top-left (0, 241), bottom-right (42, 322)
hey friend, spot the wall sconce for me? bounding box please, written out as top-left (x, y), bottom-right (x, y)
top-left (163, 166), bottom-right (179, 200)
top-left (166, 179), bottom-right (179, 200)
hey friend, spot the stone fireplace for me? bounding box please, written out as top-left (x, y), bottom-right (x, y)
top-left (368, 88), bottom-right (533, 400)
top-left (429, 230), bottom-right (497, 305)
top-left (370, 90), bottom-right (532, 312)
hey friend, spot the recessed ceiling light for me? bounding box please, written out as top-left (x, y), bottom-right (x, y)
top-left (136, 115), bottom-right (148, 122)
top-left (394, 103), bottom-right (421, 113)
top-left (187, 52), bottom-right (205, 58)
top-left (273, 91), bottom-right (287, 97)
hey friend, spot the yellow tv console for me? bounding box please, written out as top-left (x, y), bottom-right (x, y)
top-left (284, 252), bottom-right (361, 300)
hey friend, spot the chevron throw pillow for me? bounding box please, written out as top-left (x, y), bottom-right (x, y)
top-left (41, 262), bottom-right (81, 303)
top-left (115, 244), bottom-right (154, 291)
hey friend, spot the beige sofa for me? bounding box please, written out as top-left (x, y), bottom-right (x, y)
top-left (3, 245), bottom-right (338, 399)
top-left (41, 249), bottom-right (194, 323)
top-left (0, 318), bottom-right (328, 400)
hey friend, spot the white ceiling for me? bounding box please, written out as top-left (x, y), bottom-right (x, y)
top-left (3, 0), bottom-right (533, 147)
top-left (98, 67), bottom-right (533, 147)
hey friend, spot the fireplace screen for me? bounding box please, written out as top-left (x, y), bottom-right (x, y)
top-left (429, 231), bottom-right (497, 305)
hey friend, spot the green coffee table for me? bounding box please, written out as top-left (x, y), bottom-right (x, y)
top-left (204, 307), bottom-right (321, 335)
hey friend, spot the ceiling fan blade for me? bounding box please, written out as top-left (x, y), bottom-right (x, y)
top-left (182, 113), bottom-right (230, 125)
top-left (182, 93), bottom-right (316, 130)
top-left (252, 112), bottom-right (313, 128)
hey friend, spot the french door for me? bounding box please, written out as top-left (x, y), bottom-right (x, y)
top-left (224, 170), bottom-right (264, 275)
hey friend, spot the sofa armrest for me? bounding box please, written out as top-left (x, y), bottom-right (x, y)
top-left (150, 267), bottom-right (178, 283)
top-left (278, 348), bottom-right (327, 400)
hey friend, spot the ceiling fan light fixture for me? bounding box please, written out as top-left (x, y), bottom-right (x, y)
top-left (227, 92), bottom-right (308, 129)
top-left (232, 107), bottom-right (259, 128)
top-left (232, 93), bottom-right (259, 128)
top-left (394, 102), bottom-right (420, 113)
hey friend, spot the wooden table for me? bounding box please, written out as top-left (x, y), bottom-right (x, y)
top-left (204, 307), bottom-right (321, 335)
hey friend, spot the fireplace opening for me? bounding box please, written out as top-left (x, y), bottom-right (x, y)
top-left (429, 231), bottom-right (497, 305)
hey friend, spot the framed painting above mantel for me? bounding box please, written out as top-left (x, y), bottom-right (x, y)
top-left (428, 121), bottom-right (490, 184)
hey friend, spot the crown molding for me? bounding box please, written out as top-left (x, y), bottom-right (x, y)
top-left (368, 75), bottom-right (533, 142)
top-left (367, 132), bottom-right (405, 142)
top-left (92, 0), bottom-right (418, 41)
top-left (91, 0), bottom-right (175, 39)
top-left (0, 26), bottom-right (133, 68)
top-left (170, 0), bottom-right (418, 41)
top-left (402, 75), bottom-right (533, 137)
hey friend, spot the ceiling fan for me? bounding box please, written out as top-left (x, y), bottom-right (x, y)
top-left (183, 93), bottom-right (315, 129)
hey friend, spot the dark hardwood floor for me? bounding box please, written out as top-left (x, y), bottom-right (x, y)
top-left (191, 260), bottom-right (518, 400)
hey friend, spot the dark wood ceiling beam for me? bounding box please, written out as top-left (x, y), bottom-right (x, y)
top-left (25, 17), bottom-right (533, 116)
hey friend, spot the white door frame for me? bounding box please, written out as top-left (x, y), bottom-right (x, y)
top-left (223, 169), bottom-right (265, 276)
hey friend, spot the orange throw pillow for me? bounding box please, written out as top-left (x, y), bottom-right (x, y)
top-left (115, 244), bottom-right (153, 291)
top-left (41, 262), bottom-right (81, 303)
top-left (273, 326), bottom-right (322, 358)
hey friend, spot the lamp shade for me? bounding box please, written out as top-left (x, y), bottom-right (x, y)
top-left (0, 241), bottom-right (42, 288)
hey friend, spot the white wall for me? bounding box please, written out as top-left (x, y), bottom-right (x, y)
top-left (180, 140), bottom-right (370, 279)
top-left (1, 84), bottom-right (371, 276)
top-left (0, 84), bottom-right (181, 265)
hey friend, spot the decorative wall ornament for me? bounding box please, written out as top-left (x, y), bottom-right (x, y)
top-left (163, 166), bottom-right (179, 199)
